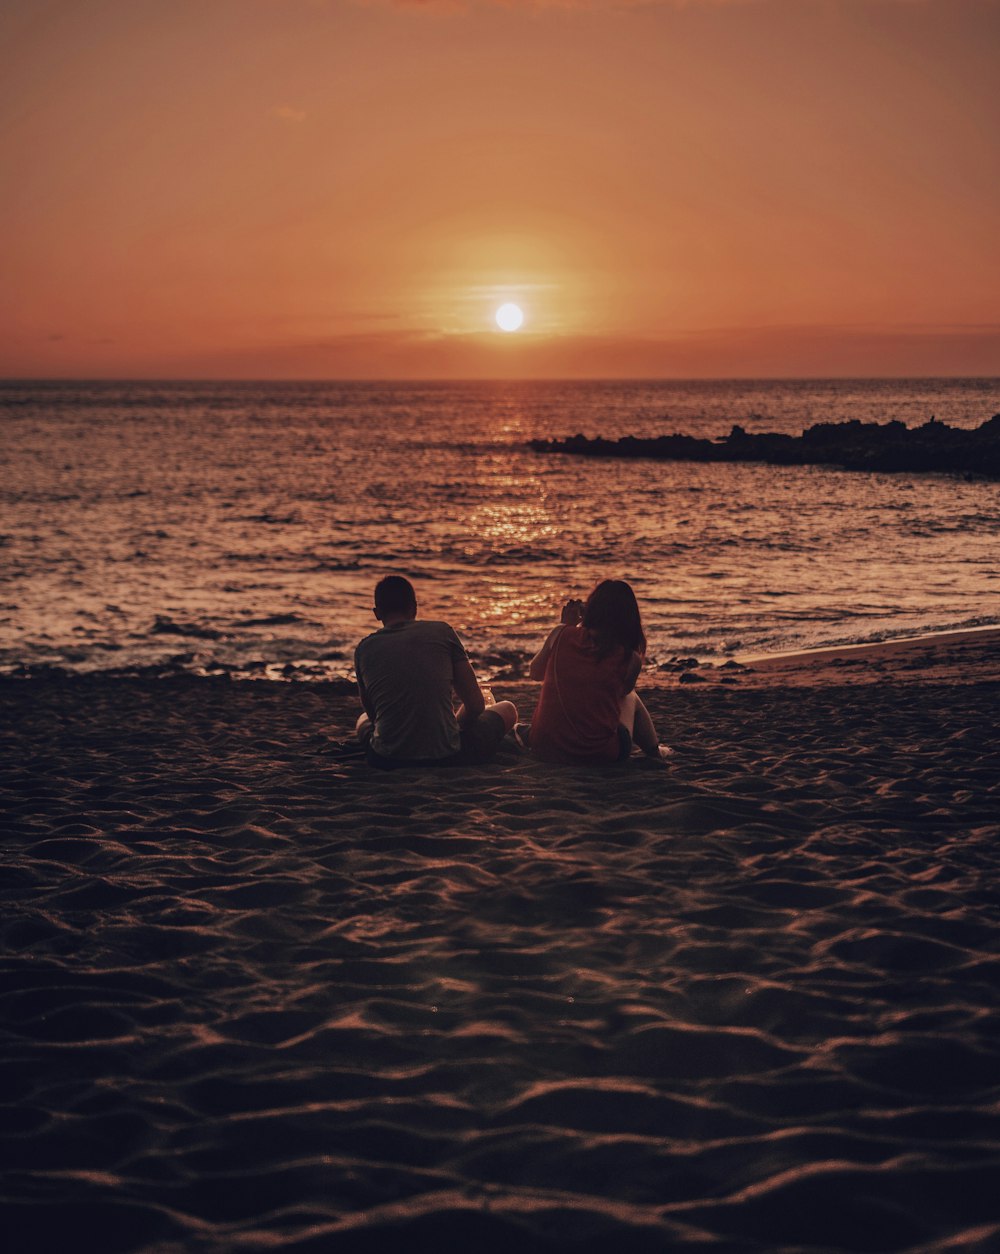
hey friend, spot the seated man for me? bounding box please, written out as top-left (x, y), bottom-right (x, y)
top-left (355, 575), bottom-right (517, 770)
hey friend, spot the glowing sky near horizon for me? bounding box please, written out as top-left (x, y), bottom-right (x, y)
top-left (1, 0), bottom-right (998, 379)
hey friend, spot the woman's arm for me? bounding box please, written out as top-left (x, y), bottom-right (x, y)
top-left (528, 600), bottom-right (583, 681)
top-left (623, 649), bottom-right (643, 695)
top-left (528, 625), bottom-right (564, 681)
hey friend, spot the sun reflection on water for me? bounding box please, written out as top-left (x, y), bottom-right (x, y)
top-left (468, 498), bottom-right (561, 549)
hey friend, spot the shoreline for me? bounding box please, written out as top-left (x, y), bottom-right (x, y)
top-left (4, 622), bottom-right (999, 691)
top-left (728, 623), bottom-right (1000, 689)
top-left (739, 621), bottom-right (1000, 664)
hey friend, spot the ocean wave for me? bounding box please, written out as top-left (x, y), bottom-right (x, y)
top-left (3, 379), bottom-right (999, 681)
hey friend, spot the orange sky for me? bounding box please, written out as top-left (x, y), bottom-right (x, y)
top-left (1, 0), bottom-right (998, 379)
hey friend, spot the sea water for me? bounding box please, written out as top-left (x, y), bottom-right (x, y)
top-left (1, 377), bottom-right (998, 680)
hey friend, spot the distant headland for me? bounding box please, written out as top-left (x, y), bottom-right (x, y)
top-left (531, 415), bottom-right (1000, 479)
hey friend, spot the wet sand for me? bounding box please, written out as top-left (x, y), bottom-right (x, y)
top-left (2, 631), bottom-right (999, 1252)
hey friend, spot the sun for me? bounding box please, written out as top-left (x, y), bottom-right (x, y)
top-left (495, 302), bottom-right (524, 332)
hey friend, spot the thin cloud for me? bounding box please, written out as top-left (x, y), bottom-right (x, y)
top-left (375, 1), bottom-right (934, 10)
top-left (270, 104), bottom-right (307, 123)
top-left (380, 1), bottom-right (638, 9)
top-left (372, 1), bottom-right (652, 11)
top-left (161, 321), bottom-right (1000, 381)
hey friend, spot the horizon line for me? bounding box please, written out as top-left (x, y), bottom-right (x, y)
top-left (3, 373), bottom-right (1000, 386)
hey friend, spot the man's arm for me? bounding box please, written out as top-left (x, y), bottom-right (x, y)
top-left (452, 654), bottom-right (486, 726)
top-left (355, 658), bottom-right (375, 721)
top-left (356, 677), bottom-right (376, 717)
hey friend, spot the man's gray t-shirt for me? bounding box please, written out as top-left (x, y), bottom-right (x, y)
top-left (354, 619), bottom-right (466, 760)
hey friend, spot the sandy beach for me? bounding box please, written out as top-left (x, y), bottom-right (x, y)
top-left (2, 630), bottom-right (999, 1252)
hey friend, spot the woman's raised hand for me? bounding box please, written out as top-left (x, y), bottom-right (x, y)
top-left (561, 598), bottom-right (585, 626)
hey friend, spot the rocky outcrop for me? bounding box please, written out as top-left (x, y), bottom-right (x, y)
top-left (531, 414), bottom-right (1000, 478)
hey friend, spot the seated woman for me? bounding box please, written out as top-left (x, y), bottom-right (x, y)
top-left (521, 579), bottom-right (670, 765)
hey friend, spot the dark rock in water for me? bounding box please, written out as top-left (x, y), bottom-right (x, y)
top-left (531, 414), bottom-right (1000, 478)
top-left (151, 615), bottom-right (221, 640)
top-left (679, 671), bottom-right (706, 683)
top-left (236, 612), bottom-right (303, 627)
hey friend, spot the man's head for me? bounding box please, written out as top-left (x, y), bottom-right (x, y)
top-left (373, 575), bottom-right (417, 623)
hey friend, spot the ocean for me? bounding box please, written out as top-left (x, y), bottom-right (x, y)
top-left (2, 377), bottom-right (998, 682)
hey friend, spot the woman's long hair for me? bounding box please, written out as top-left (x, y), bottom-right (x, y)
top-left (581, 580), bottom-right (647, 661)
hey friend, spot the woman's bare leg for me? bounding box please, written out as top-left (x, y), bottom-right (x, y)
top-left (451, 692), bottom-right (514, 732)
top-left (620, 690), bottom-right (660, 756)
top-left (486, 699), bottom-right (518, 734)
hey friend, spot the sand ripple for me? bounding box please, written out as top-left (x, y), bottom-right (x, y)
top-left (2, 675), bottom-right (999, 1252)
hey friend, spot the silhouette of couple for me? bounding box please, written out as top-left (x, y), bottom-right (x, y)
top-left (355, 575), bottom-right (669, 771)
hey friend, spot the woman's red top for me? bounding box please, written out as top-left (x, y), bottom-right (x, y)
top-left (530, 624), bottom-right (631, 764)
